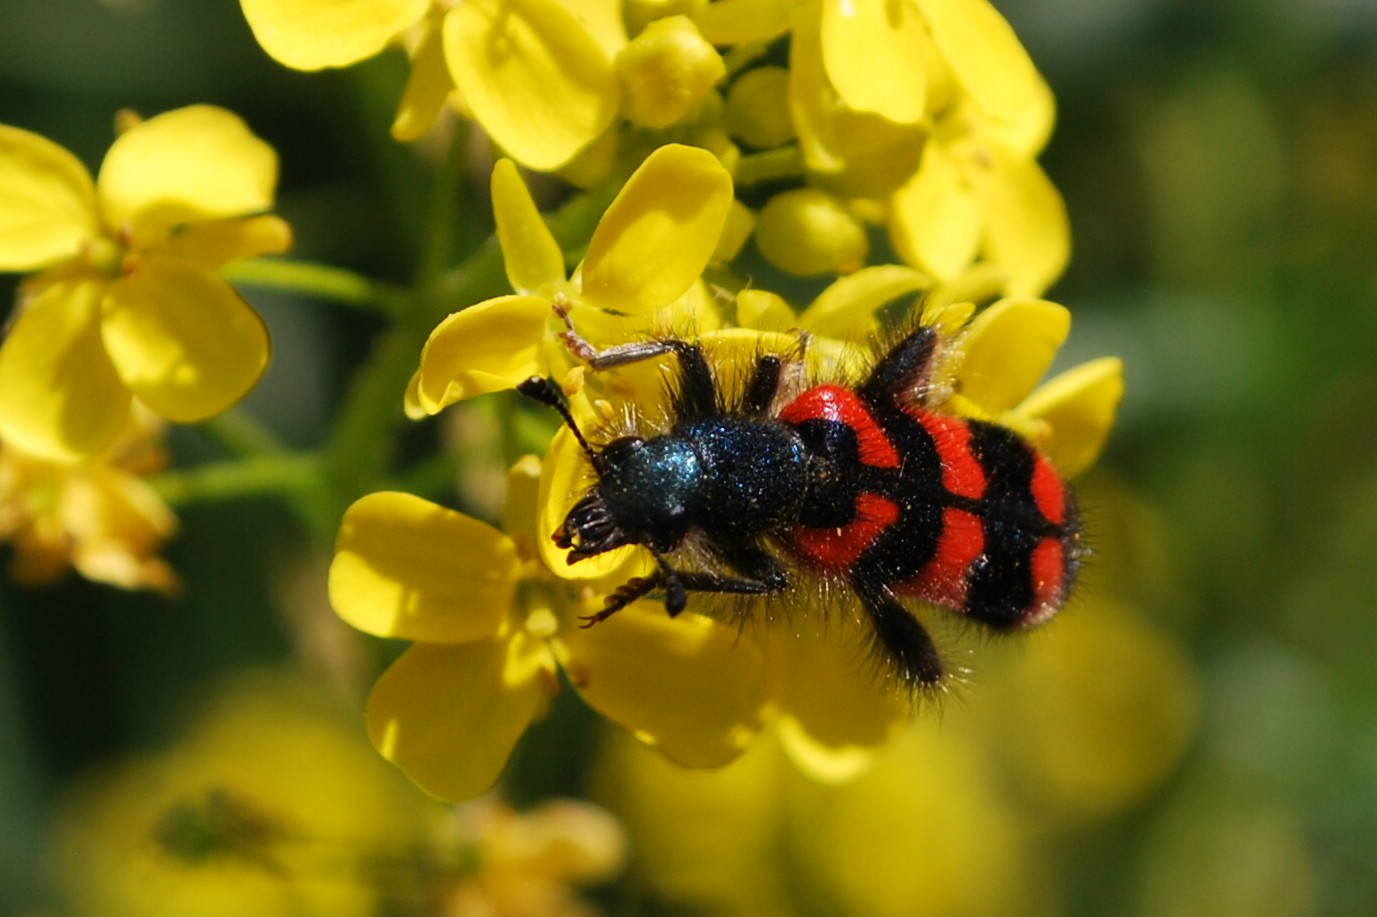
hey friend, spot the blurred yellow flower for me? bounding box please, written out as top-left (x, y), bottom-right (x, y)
top-left (978, 599), bottom-right (1200, 825)
top-left (0, 106), bottom-right (287, 462)
top-left (442, 797), bottom-right (626, 916)
top-left (412, 144), bottom-right (733, 415)
top-left (0, 406), bottom-right (178, 594)
top-left (329, 456), bottom-right (768, 802)
top-left (593, 722), bottom-right (1040, 917)
top-left (51, 674), bottom-right (428, 917)
top-left (52, 671), bottom-right (630, 916)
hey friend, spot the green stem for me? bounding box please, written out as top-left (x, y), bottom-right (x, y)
top-left (734, 146), bottom-right (806, 187)
top-left (225, 259), bottom-right (405, 316)
top-left (198, 408), bottom-right (287, 457)
top-left (150, 453), bottom-right (321, 507)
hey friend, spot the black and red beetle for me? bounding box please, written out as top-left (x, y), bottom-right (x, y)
top-left (518, 318), bottom-right (1081, 688)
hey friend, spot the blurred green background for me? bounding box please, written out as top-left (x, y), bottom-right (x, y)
top-left (2, 0), bottom-right (1376, 914)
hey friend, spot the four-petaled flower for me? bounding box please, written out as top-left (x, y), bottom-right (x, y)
top-left (410, 143), bottom-right (734, 417)
top-left (330, 457), bottom-right (768, 801)
top-left (0, 106), bottom-right (288, 462)
top-left (240, 0), bottom-right (628, 168)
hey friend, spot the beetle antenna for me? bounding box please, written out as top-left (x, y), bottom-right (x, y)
top-left (516, 376), bottom-right (600, 465)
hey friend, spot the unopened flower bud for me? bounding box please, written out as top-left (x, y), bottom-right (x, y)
top-left (725, 66), bottom-right (794, 149)
top-left (616, 16), bottom-right (725, 129)
top-left (754, 188), bottom-right (868, 275)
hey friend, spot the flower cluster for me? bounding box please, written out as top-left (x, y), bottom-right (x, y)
top-left (51, 674), bottom-right (626, 917)
top-left (241, 0), bottom-right (1064, 291)
top-left (0, 106), bottom-right (286, 462)
top-left (0, 0), bottom-right (1126, 811)
top-left (341, 146), bottom-right (1123, 799)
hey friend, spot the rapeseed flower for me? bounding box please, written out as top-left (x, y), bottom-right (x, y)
top-left (442, 797), bottom-right (626, 916)
top-left (0, 406), bottom-right (178, 594)
top-left (711, 0), bottom-right (1068, 292)
top-left (242, 0), bottom-right (722, 173)
top-left (54, 671), bottom-right (630, 913)
top-left (411, 143), bottom-right (734, 416)
top-left (0, 106), bottom-right (287, 462)
top-left (330, 456), bottom-right (768, 802)
top-left (242, 0), bottom-right (622, 165)
top-left (51, 674), bottom-right (428, 917)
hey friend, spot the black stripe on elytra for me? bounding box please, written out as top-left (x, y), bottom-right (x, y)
top-left (850, 405), bottom-right (947, 586)
top-left (963, 421), bottom-right (1060, 629)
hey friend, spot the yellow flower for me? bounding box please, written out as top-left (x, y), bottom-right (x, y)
top-left (592, 721), bottom-right (1037, 917)
top-left (889, 79), bottom-right (1071, 296)
top-left (443, 797), bottom-right (626, 916)
top-left (411, 143), bottom-right (734, 415)
top-left (0, 406), bottom-right (178, 594)
top-left (978, 599), bottom-right (1200, 825)
top-left (329, 456), bottom-right (768, 802)
top-left (0, 106), bottom-right (287, 462)
top-left (242, 0), bottom-right (627, 169)
top-left (711, 0), bottom-right (1066, 292)
top-left (51, 674), bottom-right (430, 917)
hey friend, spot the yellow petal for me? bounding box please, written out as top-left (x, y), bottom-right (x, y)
top-left (788, 1), bottom-right (926, 195)
top-left (799, 265), bottom-right (931, 340)
top-left (715, 199), bottom-right (756, 263)
top-left (820, 0), bottom-right (927, 124)
top-left (416, 295), bottom-right (550, 412)
top-left (694, 0), bottom-right (793, 45)
top-left (0, 124), bottom-right (100, 271)
top-left (101, 257), bottom-right (269, 422)
top-left (64, 469), bottom-right (179, 595)
top-left (0, 278), bottom-right (130, 461)
top-left (1016, 357), bottom-right (1124, 478)
top-left (492, 159), bottom-right (566, 295)
top-left (402, 369), bottom-right (427, 419)
top-left (890, 143), bottom-right (983, 279)
top-left (562, 603), bottom-right (767, 767)
top-left (767, 609), bottom-right (908, 782)
top-left (580, 144), bottom-right (733, 315)
top-left (914, 0), bottom-right (1039, 123)
top-left (735, 288), bottom-right (796, 331)
top-left (331, 491), bottom-right (518, 642)
top-left (956, 297), bottom-right (1069, 413)
top-left (501, 455), bottom-right (544, 546)
top-left (159, 215), bottom-right (293, 269)
top-left (986, 70), bottom-right (1056, 158)
top-left (366, 638), bottom-right (551, 802)
top-left (564, 0), bottom-right (628, 57)
top-left (391, 19), bottom-right (454, 142)
top-left (240, 0), bottom-right (428, 70)
top-left (97, 105), bottom-right (278, 230)
top-left (444, 0), bottom-right (619, 171)
top-left (982, 151), bottom-right (1070, 297)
